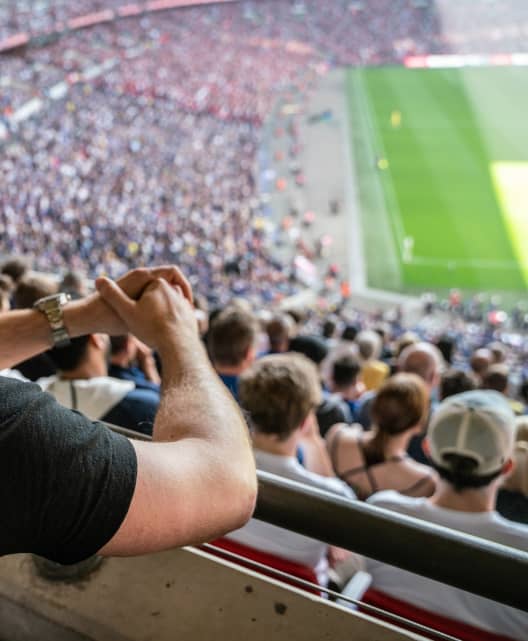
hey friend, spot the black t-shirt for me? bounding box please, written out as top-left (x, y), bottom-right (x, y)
top-left (0, 376), bottom-right (137, 564)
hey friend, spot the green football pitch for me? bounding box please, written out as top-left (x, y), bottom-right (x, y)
top-left (346, 65), bottom-right (528, 294)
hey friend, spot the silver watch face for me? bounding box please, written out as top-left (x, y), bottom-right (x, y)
top-left (35, 293), bottom-right (70, 309)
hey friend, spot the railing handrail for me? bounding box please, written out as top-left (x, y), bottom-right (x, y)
top-left (106, 423), bottom-right (528, 612)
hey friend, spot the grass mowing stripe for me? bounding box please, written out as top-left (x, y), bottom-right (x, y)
top-left (491, 162), bottom-right (528, 288)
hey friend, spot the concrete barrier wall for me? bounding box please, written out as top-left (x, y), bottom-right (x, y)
top-left (0, 548), bottom-right (425, 641)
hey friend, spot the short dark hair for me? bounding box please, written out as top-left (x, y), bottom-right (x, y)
top-left (14, 275), bottom-right (57, 309)
top-left (1, 256), bottom-right (29, 284)
top-left (289, 335), bottom-right (329, 365)
top-left (332, 355), bottom-right (361, 387)
top-left (208, 307), bottom-right (257, 367)
top-left (481, 364), bottom-right (509, 394)
top-left (60, 271), bottom-right (86, 296)
top-left (266, 314), bottom-right (291, 350)
top-left (48, 335), bottom-right (90, 372)
top-left (432, 455), bottom-right (501, 492)
top-left (436, 335), bottom-right (456, 365)
top-left (341, 323), bottom-right (359, 342)
top-left (440, 369), bottom-right (477, 401)
top-left (322, 317), bottom-right (337, 339)
top-left (110, 335), bottom-right (129, 356)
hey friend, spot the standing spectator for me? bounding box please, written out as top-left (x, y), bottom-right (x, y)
top-left (0, 265), bottom-right (257, 563)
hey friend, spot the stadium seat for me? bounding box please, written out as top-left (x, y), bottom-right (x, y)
top-left (205, 538), bottom-right (320, 595)
top-left (360, 589), bottom-right (518, 641)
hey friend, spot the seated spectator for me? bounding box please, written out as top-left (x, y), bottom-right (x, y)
top-left (482, 364), bottom-right (524, 415)
top-left (40, 332), bottom-right (159, 435)
top-left (266, 313), bottom-right (294, 354)
top-left (14, 274), bottom-right (57, 309)
top-left (470, 347), bottom-right (492, 383)
top-left (326, 374), bottom-right (436, 500)
top-left (60, 270), bottom-right (89, 297)
top-left (487, 341), bottom-right (508, 365)
top-left (356, 330), bottom-right (390, 391)
top-left (328, 354), bottom-right (366, 421)
top-left (0, 256), bottom-right (29, 285)
top-left (322, 316), bottom-right (338, 341)
top-left (341, 323), bottom-right (360, 343)
top-left (226, 353), bottom-right (355, 586)
top-left (290, 334), bottom-right (352, 435)
top-left (436, 334), bottom-right (456, 365)
top-left (362, 391), bottom-right (528, 640)
top-left (109, 334), bottom-right (161, 392)
top-left (439, 368), bottom-right (477, 401)
top-left (207, 306), bottom-right (258, 401)
top-left (12, 274), bottom-right (58, 381)
top-left (498, 417), bottom-right (528, 525)
top-left (398, 341), bottom-right (443, 464)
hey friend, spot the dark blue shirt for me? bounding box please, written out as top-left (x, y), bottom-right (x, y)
top-left (102, 389), bottom-right (159, 436)
top-left (219, 373), bottom-right (239, 402)
top-left (108, 364), bottom-right (161, 394)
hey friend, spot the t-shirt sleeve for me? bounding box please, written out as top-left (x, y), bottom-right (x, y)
top-left (0, 377), bottom-right (137, 564)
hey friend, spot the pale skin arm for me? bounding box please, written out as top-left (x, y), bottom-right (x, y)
top-left (0, 266), bottom-right (193, 370)
top-left (97, 278), bottom-right (257, 555)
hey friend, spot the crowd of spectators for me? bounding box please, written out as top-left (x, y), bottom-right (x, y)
top-left (2, 1), bottom-right (528, 637)
top-left (2, 252), bottom-right (528, 637)
top-left (2, 1), bottom-right (528, 306)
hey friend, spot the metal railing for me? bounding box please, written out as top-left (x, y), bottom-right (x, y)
top-left (107, 424), bottom-right (528, 613)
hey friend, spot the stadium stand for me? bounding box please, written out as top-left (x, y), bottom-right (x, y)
top-left (1, 2), bottom-right (528, 639)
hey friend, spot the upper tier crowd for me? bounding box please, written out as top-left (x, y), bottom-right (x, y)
top-left (2, 1), bottom-right (528, 305)
top-left (2, 0), bottom-right (528, 56)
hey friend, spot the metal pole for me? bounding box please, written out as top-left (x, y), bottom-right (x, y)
top-left (254, 470), bottom-right (528, 613)
top-left (106, 424), bottom-right (528, 612)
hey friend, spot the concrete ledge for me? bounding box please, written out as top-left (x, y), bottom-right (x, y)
top-left (0, 548), bottom-right (425, 641)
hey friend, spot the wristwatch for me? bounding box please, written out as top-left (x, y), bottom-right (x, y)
top-left (33, 293), bottom-right (72, 347)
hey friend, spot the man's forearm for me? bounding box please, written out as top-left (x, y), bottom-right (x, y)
top-left (154, 336), bottom-right (248, 445)
top-left (0, 296), bottom-right (114, 370)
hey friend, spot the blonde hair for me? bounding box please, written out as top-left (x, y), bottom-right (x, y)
top-left (239, 353), bottom-right (321, 440)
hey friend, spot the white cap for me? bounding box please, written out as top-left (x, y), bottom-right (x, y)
top-left (428, 390), bottom-right (515, 477)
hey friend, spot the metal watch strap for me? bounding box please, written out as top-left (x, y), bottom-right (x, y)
top-left (34, 293), bottom-right (71, 348)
